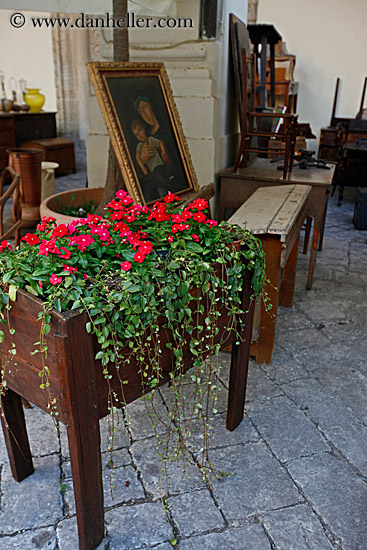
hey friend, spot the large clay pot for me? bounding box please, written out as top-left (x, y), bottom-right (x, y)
top-left (40, 187), bottom-right (104, 225)
top-left (7, 147), bottom-right (42, 227)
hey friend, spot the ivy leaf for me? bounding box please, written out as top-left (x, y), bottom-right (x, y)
top-left (8, 284), bottom-right (18, 302)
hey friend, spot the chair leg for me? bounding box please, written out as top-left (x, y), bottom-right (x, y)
top-left (0, 388), bottom-right (34, 482)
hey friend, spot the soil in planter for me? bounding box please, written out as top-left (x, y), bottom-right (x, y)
top-left (56, 193), bottom-right (96, 217)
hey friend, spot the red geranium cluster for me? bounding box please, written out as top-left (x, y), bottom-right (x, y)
top-left (10, 189), bottom-right (219, 288)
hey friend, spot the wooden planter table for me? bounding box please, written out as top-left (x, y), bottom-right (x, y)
top-left (228, 184), bottom-right (311, 364)
top-left (0, 267), bottom-right (255, 550)
top-left (218, 158), bottom-right (336, 290)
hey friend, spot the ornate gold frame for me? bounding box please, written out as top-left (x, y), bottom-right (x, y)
top-left (87, 62), bottom-right (199, 204)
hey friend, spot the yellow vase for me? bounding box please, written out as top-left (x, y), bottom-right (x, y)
top-left (24, 88), bottom-right (45, 113)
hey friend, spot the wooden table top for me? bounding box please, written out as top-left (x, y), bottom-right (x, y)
top-left (228, 184), bottom-right (311, 242)
top-left (220, 158), bottom-right (335, 187)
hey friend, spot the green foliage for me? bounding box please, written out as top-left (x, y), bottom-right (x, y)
top-left (0, 191), bottom-right (267, 486)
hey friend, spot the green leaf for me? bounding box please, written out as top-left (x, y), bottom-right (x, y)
top-left (64, 277), bottom-right (73, 289)
top-left (25, 285), bottom-right (38, 296)
top-left (85, 322), bottom-right (92, 334)
top-left (8, 284), bottom-right (18, 302)
top-left (3, 271), bottom-right (15, 284)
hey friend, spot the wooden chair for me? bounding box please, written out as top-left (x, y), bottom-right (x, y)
top-left (0, 166), bottom-right (22, 248)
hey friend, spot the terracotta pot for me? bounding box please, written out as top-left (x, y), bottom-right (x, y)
top-left (7, 147), bottom-right (42, 227)
top-left (40, 187), bottom-right (104, 225)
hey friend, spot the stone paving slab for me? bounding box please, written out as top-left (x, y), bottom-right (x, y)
top-left (0, 455), bottom-right (62, 533)
top-left (105, 502), bottom-right (172, 549)
top-left (282, 377), bottom-right (367, 476)
top-left (130, 438), bottom-right (205, 499)
top-left (287, 452), bottom-right (367, 550)
top-left (210, 441), bottom-right (303, 522)
top-left (0, 527), bottom-right (56, 550)
top-left (247, 395), bottom-right (330, 462)
top-left (64, 463), bottom-right (146, 516)
top-left (261, 504), bottom-right (335, 550)
top-left (179, 524), bottom-right (272, 549)
top-left (168, 489), bottom-right (225, 536)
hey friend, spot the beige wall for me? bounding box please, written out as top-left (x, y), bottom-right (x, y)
top-left (258, 0), bottom-right (367, 142)
top-left (0, 9), bottom-right (57, 111)
top-left (87, 0), bottom-right (248, 200)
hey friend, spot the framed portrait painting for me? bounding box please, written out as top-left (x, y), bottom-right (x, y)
top-left (87, 62), bottom-right (199, 205)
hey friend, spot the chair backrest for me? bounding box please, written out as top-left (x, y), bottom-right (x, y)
top-left (0, 166), bottom-right (22, 248)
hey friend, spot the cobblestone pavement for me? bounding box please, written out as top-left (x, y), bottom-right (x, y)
top-left (0, 177), bottom-right (366, 550)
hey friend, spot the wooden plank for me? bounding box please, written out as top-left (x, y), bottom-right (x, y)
top-left (222, 158), bottom-right (335, 187)
top-left (228, 184), bottom-right (296, 234)
top-left (269, 184), bottom-right (311, 241)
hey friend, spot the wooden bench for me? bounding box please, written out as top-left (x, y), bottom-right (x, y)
top-left (19, 138), bottom-right (76, 174)
top-left (228, 184), bottom-right (311, 364)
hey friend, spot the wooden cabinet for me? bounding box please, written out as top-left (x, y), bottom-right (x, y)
top-left (318, 126), bottom-right (367, 162)
top-left (0, 112), bottom-right (56, 172)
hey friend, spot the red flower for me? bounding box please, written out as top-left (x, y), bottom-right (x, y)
top-left (83, 273), bottom-right (89, 280)
top-left (58, 247), bottom-right (71, 259)
top-left (120, 261), bottom-right (132, 271)
top-left (38, 239), bottom-right (60, 257)
top-left (167, 235), bottom-right (174, 243)
top-left (62, 264), bottom-right (77, 273)
top-left (21, 233), bottom-right (39, 245)
top-left (121, 195), bottom-right (134, 206)
top-left (0, 240), bottom-right (12, 251)
top-left (192, 211), bottom-right (206, 223)
top-left (138, 241), bottom-right (153, 255)
top-left (115, 190), bottom-right (129, 199)
top-left (189, 198), bottom-right (208, 211)
top-left (49, 274), bottom-right (62, 285)
top-left (191, 234), bottom-right (200, 242)
top-left (171, 223), bottom-right (190, 233)
top-left (133, 251), bottom-right (146, 263)
top-left (207, 219), bottom-right (218, 227)
top-left (52, 224), bottom-right (69, 238)
top-left (164, 192), bottom-right (181, 203)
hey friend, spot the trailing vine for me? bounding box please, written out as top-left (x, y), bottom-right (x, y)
top-left (0, 190), bottom-right (267, 495)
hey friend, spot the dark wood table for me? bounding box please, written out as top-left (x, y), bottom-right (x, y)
top-left (218, 159), bottom-right (336, 290)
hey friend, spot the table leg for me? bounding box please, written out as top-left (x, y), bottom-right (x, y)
top-left (279, 235), bottom-right (300, 307)
top-left (303, 216), bottom-right (312, 254)
top-left (254, 237), bottom-right (282, 364)
top-left (0, 388), bottom-right (34, 482)
top-left (306, 219), bottom-right (320, 290)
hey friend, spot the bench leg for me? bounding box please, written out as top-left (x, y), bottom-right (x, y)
top-left (279, 235), bottom-right (299, 307)
top-left (0, 388), bottom-right (34, 482)
top-left (227, 271), bottom-right (255, 431)
top-left (255, 237), bottom-right (282, 364)
top-left (306, 219), bottom-right (320, 291)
